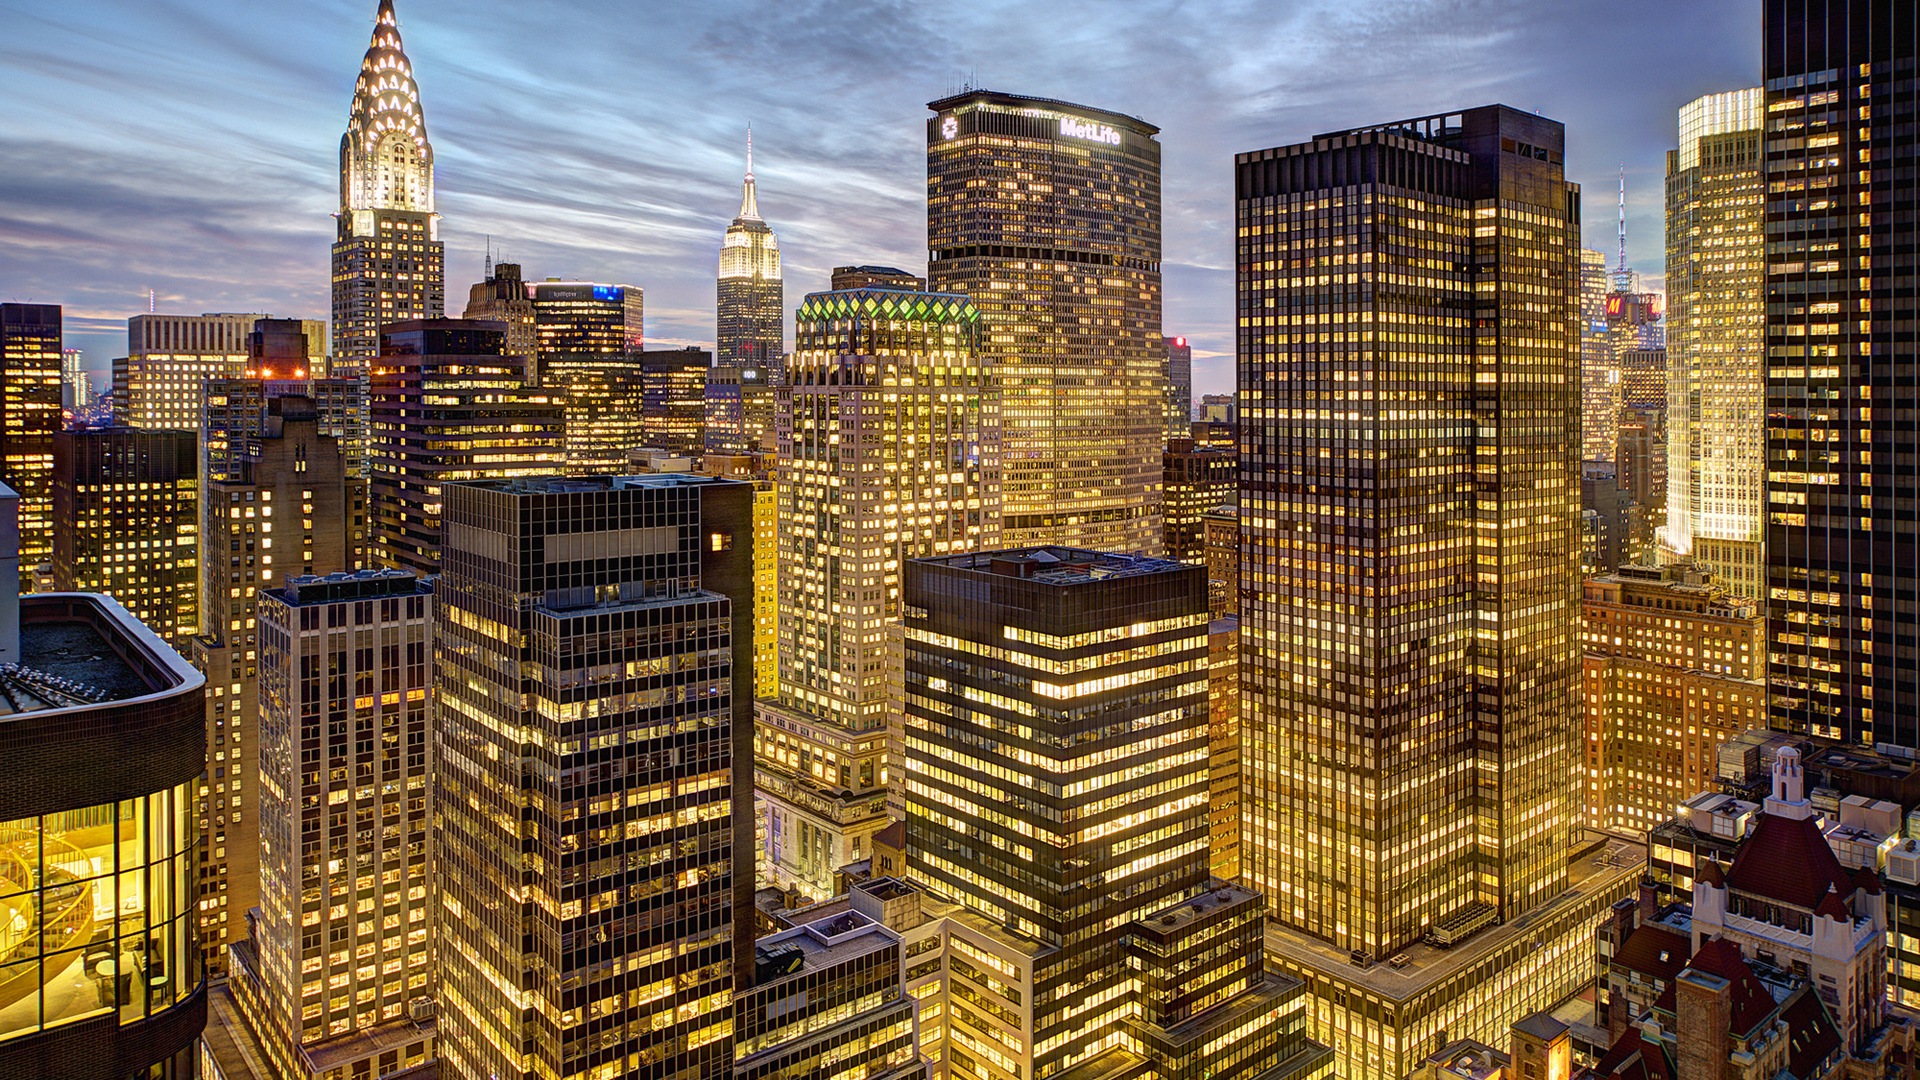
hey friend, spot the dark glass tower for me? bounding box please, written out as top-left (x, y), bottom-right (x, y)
top-left (1236, 114), bottom-right (1625, 1080)
top-left (1764, 0), bottom-right (1920, 745)
top-left (0, 302), bottom-right (60, 590)
top-left (1237, 106), bottom-right (1582, 956)
top-left (927, 90), bottom-right (1165, 553)
top-left (432, 474), bottom-right (757, 1080)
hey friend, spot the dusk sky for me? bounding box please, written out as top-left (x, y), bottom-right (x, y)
top-left (3, 0), bottom-right (1757, 399)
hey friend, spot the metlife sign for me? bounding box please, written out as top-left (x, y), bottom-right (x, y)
top-left (1058, 116), bottom-right (1122, 146)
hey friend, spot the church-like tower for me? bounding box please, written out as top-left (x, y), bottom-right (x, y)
top-left (332, 0), bottom-right (443, 366)
top-left (716, 129), bottom-right (784, 382)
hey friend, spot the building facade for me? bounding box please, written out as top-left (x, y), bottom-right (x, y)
top-left (193, 397), bottom-right (364, 977)
top-left (1165, 334), bottom-right (1193, 443)
top-left (717, 136), bottom-right (784, 382)
top-left (756, 288), bottom-right (999, 900)
top-left (367, 320), bottom-right (564, 575)
top-left (1237, 106), bottom-right (1594, 1080)
top-left (1580, 565), bottom-right (1766, 835)
top-left (529, 280), bottom-right (641, 385)
top-left (1209, 614), bottom-right (1242, 882)
top-left (460, 259), bottom-right (538, 363)
top-left (432, 474), bottom-right (756, 1080)
top-left (51, 428), bottom-right (199, 651)
top-left (117, 314), bottom-right (325, 432)
top-left (331, 0), bottom-right (443, 366)
top-left (897, 548), bottom-right (1332, 1080)
top-left (703, 361), bottom-right (774, 456)
top-left (0, 303), bottom-right (61, 590)
top-left (1763, 0), bottom-right (1920, 747)
top-left (1661, 88), bottom-right (1765, 599)
top-left (1163, 438), bottom-right (1235, 563)
top-left (927, 90), bottom-right (1164, 553)
top-left (0, 491), bottom-right (209, 1079)
top-left (639, 345), bottom-right (709, 458)
top-left (1579, 247), bottom-right (1615, 463)
top-left (232, 570), bottom-right (434, 1080)
top-left (830, 266), bottom-right (922, 291)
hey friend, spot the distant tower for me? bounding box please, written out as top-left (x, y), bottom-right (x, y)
top-left (1613, 164), bottom-right (1633, 293)
top-left (331, 0), bottom-right (444, 365)
top-left (717, 127), bottom-right (785, 382)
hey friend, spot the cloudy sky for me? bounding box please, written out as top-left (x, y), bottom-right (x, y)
top-left (3, 0), bottom-right (1757, 399)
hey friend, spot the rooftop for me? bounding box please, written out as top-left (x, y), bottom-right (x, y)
top-left (1265, 832), bottom-right (1645, 1000)
top-left (463, 473), bottom-right (740, 496)
top-left (274, 568), bottom-right (424, 607)
top-left (926, 546), bottom-right (1191, 586)
top-left (926, 88), bottom-right (1159, 136)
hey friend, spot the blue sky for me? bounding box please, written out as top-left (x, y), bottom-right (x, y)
top-left (1, 0), bottom-right (1757, 399)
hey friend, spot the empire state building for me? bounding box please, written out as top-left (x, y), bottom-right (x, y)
top-left (332, 0), bottom-right (444, 364)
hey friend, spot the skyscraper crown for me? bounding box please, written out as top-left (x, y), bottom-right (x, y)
top-left (340, 0), bottom-right (433, 215)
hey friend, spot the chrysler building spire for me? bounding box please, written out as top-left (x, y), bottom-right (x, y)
top-left (331, 0), bottom-right (444, 364)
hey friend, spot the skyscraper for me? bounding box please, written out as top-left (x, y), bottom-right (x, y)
top-left (51, 427), bottom-right (199, 650)
top-left (193, 396), bottom-right (364, 976)
top-left (332, 0), bottom-right (444, 365)
top-left (703, 361), bottom-right (774, 456)
top-left (1165, 334), bottom-right (1192, 443)
top-left (1578, 247), bottom-right (1616, 463)
top-left (1763, 0), bottom-right (1918, 745)
top-left (1661, 88), bottom-right (1765, 598)
top-left (639, 345), bottom-right (709, 458)
top-left (755, 287), bottom-right (999, 899)
top-left (461, 258), bottom-right (537, 362)
top-left (115, 312), bottom-right (324, 431)
top-left (717, 131), bottom-right (784, 382)
top-left (203, 318), bottom-right (366, 481)
top-left (60, 347), bottom-right (88, 413)
top-left (0, 302), bottom-right (61, 590)
top-left (1238, 107), bottom-right (1629, 1080)
top-left (432, 474), bottom-right (755, 1080)
top-left (367, 319), bottom-right (565, 575)
top-left (530, 280), bottom-right (642, 378)
top-left (0, 486), bottom-right (208, 1078)
top-left (898, 547), bottom-right (1330, 1080)
top-left (1162, 437), bottom-right (1234, 563)
top-left (928, 90), bottom-right (1164, 553)
top-left (233, 569), bottom-right (434, 1080)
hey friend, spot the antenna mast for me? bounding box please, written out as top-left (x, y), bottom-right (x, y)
top-left (1614, 165), bottom-right (1630, 292)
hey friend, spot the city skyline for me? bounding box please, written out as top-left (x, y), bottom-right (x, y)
top-left (3, 0), bottom-right (1757, 398)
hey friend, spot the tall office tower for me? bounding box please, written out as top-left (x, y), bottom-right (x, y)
top-left (1616, 404), bottom-right (1668, 560)
top-left (1162, 437), bottom-right (1235, 562)
top-left (193, 397), bottom-right (363, 977)
top-left (703, 361), bottom-right (774, 455)
top-left (1619, 347), bottom-right (1666, 410)
top-left (898, 548), bottom-right (1330, 1080)
top-left (1765, 2), bottom-right (1920, 746)
top-left (1579, 247), bottom-right (1616, 462)
top-left (60, 348), bottom-right (88, 413)
top-left (52, 427), bottom-right (199, 650)
top-left (116, 313), bottom-right (324, 430)
top-left (228, 570), bottom-right (434, 1080)
top-left (829, 265), bottom-right (923, 291)
top-left (433, 474), bottom-right (755, 1080)
top-left (367, 320), bottom-right (564, 575)
top-left (1164, 334), bottom-right (1193, 442)
top-left (332, 0), bottom-right (444, 365)
top-left (928, 90), bottom-right (1164, 553)
top-left (204, 320), bottom-right (367, 481)
top-left (717, 133), bottom-right (784, 382)
top-left (0, 485), bottom-right (209, 1078)
top-left (755, 287), bottom-right (999, 899)
top-left (1580, 565), bottom-right (1765, 835)
top-left (530, 280), bottom-right (642, 381)
top-left (1238, 108), bottom-right (1636, 1080)
top-left (1203, 504), bottom-right (1239, 618)
top-left (1208, 614), bottom-right (1242, 881)
top-left (1662, 88), bottom-right (1765, 598)
top-left (0, 303), bottom-right (61, 589)
top-left (640, 345), bottom-right (710, 457)
top-left (460, 258), bottom-right (537, 362)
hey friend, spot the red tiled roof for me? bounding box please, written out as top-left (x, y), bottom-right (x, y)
top-left (1854, 866), bottom-right (1883, 896)
top-left (1589, 1028), bottom-right (1673, 1080)
top-left (872, 819), bottom-right (905, 850)
top-left (1613, 923), bottom-right (1690, 984)
top-left (1780, 984), bottom-right (1843, 1080)
top-left (1815, 884), bottom-right (1852, 922)
top-left (1727, 811), bottom-right (1853, 910)
top-left (1652, 938), bottom-right (1778, 1038)
top-left (1698, 858), bottom-right (1725, 888)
